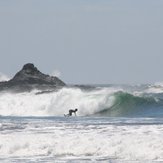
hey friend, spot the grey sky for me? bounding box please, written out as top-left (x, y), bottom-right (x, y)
top-left (0, 0), bottom-right (163, 84)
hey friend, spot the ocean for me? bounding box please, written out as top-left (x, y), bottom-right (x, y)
top-left (0, 84), bottom-right (163, 162)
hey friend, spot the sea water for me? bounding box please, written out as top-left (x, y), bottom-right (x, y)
top-left (0, 84), bottom-right (163, 162)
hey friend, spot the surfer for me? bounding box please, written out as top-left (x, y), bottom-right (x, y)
top-left (65, 108), bottom-right (78, 117)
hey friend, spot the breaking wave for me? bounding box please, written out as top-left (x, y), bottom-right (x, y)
top-left (0, 87), bottom-right (163, 117)
top-left (95, 91), bottom-right (163, 117)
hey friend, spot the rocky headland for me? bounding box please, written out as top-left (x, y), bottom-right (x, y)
top-left (0, 63), bottom-right (66, 92)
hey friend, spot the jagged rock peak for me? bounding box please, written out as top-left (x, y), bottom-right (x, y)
top-left (16, 63), bottom-right (41, 77)
top-left (12, 63), bottom-right (42, 81)
top-left (22, 63), bottom-right (38, 72)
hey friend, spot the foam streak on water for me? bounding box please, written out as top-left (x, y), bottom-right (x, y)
top-left (0, 117), bottom-right (163, 162)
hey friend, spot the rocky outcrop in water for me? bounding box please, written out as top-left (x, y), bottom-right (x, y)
top-left (0, 63), bottom-right (66, 92)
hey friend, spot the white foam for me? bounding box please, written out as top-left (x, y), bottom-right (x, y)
top-left (0, 87), bottom-right (120, 116)
top-left (144, 82), bottom-right (163, 94)
top-left (0, 119), bottom-right (163, 161)
top-left (154, 82), bottom-right (163, 87)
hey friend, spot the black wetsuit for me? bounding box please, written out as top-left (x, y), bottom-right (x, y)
top-left (69, 109), bottom-right (77, 116)
top-left (65, 109), bottom-right (77, 117)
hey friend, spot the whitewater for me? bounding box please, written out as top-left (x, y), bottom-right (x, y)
top-left (1, 84), bottom-right (163, 162)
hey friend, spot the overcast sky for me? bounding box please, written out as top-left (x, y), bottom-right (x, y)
top-left (0, 0), bottom-right (163, 84)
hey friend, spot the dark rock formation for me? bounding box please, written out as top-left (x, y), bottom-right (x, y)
top-left (0, 63), bottom-right (66, 92)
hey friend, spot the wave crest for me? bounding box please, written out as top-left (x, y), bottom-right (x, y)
top-left (0, 87), bottom-right (162, 117)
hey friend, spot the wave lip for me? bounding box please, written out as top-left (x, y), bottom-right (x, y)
top-left (94, 91), bottom-right (162, 117)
